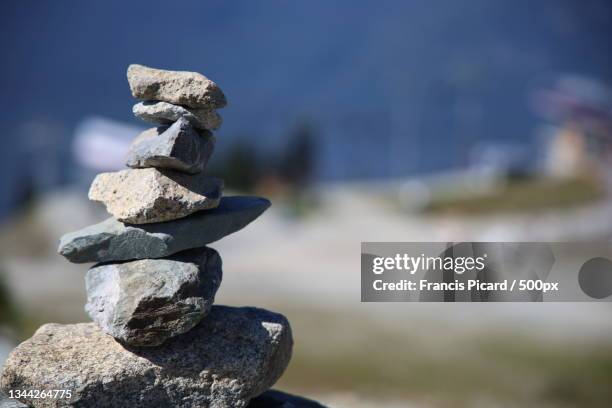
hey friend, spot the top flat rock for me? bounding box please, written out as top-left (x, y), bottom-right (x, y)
top-left (58, 196), bottom-right (270, 263)
top-left (127, 64), bottom-right (226, 109)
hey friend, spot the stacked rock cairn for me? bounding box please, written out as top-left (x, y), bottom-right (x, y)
top-left (0, 65), bottom-right (324, 408)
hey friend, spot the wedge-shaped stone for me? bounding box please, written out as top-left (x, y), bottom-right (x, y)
top-left (133, 101), bottom-right (222, 130)
top-left (0, 306), bottom-right (293, 408)
top-left (58, 196), bottom-right (270, 263)
top-left (127, 64), bottom-right (226, 109)
top-left (89, 168), bottom-right (223, 224)
top-left (126, 118), bottom-right (215, 174)
top-left (86, 247), bottom-right (222, 347)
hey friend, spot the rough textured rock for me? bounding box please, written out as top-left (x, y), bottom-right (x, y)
top-left (86, 247), bottom-right (222, 347)
top-left (127, 64), bottom-right (226, 109)
top-left (0, 306), bottom-right (293, 408)
top-left (133, 100), bottom-right (222, 130)
top-left (89, 168), bottom-right (223, 224)
top-left (248, 390), bottom-right (327, 408)
top-left (58, 196), bottom-right (270, 263)
top-left (126, 118), bottom-right (215, 174)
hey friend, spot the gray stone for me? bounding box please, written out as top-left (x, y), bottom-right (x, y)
top-left (0, 394), bottom-right (27, 408)
top-left (58, 196), bottom-right (270, 263)
top-left (248, 390), bottom-right (327, 408)
top-left (0, 306), bottom-right (293, 408)
top-left (133, 101), bottom-right (222, 130)
top-left (89, 168), bottom-right (223, 224)
top-left (126, 118), bottom-right (215, 174)
top-left (127, 64), bottom-right (226, 109)
top-left (86, 247), bottom-right (222, 347)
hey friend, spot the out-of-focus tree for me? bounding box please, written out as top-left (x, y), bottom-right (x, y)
top-left (210, 142), bottom-right (263, 193)
top-left (0, 270), bottom-right (20, 330)
top-left (278, 121), bottom-right (316, 188)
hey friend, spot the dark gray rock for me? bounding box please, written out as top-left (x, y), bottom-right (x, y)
top-left (58, 196), bottom-right (270, 263)
top-left (0, 306), bottom-right (293, 408)
top-left (86, 247), bottom-right (222, 347)
top-left (248, 390), bottom-right (328, 408)
top-left (133, 101), bottom-right (222, 130)
top-left (126, 118), bottom-right (215, 174)
top-left (127, 64), bottom-right (227, 109)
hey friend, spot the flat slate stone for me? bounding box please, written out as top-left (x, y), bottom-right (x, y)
top-left (248, 390), bottom-right (327, 407)
top-left (58, 196), bottom-right (270, 263)
top-left (126, 118), bottom-right (215, 174)
top-left (89, 168), bottom-right (223, 224)
top-left (133, 100), bottom-right (222, 130)
top-left (127, 64), bottom-right (226, 109)
top-left (0, 306), bottom-right (293, 408)
top-left (86, 247), bottom-right (222, 347)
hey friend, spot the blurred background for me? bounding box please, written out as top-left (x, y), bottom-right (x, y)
top-left (1, 1), bottom-right (612, 406)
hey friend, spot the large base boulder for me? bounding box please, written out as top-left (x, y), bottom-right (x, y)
top-left (1, 306), bottom-right (292, 408)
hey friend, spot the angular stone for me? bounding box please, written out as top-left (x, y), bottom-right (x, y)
top-left (0, 306), bottom-right (293, 408)
top-left (127, 64), bottom-right (226, 109)
top-left (133, 101), bottom-right (222, 130)
top-left (58, 196), bottom-right (270, 263)
top-left (126, 118), bottom-right (215, 174)
top-left (86, 247), bottom-right (222, 347)
top-left (89, 168), bottom-right (223, 224)
top-left (248, 390), bottom-right (327, 408)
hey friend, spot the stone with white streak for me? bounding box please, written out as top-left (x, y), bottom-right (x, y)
top-left (133, 100), bottom-right (222, 130)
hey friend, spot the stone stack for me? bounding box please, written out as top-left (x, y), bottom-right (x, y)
top-left (0, 65), bottom-right (324, 408)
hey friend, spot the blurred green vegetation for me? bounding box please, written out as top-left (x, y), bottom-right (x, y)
top-left (210, 142), bottom-right (265, 192)
top-left (0, 273), bottom-right (19, 327)
top-left (210, 121), bottom-right (314, 183)
top-left (207, 121), bottom-right (319, 218)
top-left (424, 176), bottom-right (605, 215)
